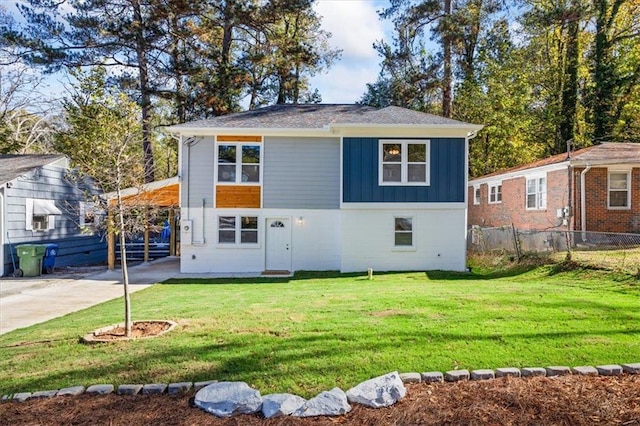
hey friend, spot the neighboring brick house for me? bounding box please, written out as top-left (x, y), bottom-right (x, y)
top-left (468, 143), bottom-right (640, 234)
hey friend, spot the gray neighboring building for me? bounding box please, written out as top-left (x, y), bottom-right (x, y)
top-left (0, 154), bottom-right (106, 276)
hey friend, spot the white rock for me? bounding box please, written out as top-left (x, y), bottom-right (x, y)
top-left (261, 393), bottom-right (306, 418)
top-left (293, 387), bottom-right (351, 417)
top-left (194, 382), bottom-right (262, 418)
top-left (346, 371), bottom-right (406, 408)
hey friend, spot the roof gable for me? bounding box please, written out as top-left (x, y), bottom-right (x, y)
top-left (0, 154), bottom-right (67, 185)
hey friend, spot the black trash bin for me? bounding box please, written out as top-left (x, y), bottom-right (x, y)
top-left (42, 243), bottom-right (59, 274)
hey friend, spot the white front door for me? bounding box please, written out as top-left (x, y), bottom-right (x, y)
top-left (265, 218), bottom-right (291, 271)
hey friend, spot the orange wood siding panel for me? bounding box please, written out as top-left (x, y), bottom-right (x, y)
top-left (216, 186), bottom-right (261, 208)
top-left (217, 135), bottom-right (262, 143)
top-left (110, 183), bottom-right (179, 207)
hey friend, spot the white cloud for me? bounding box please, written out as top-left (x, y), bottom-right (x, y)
top-left (311, 0), bottom-right (390, 103)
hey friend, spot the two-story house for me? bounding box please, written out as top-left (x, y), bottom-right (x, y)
top-left (167, 104), bottom-right (482, 274)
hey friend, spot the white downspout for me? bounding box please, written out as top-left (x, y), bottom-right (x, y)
top-left (580, 163), bottom-right (591, 241)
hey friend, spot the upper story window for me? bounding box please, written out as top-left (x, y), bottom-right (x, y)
top-left (608, 170), bottom-right (631, 209)
top-left (473, 186), bottom-right (481, 205)
top-left (488, 182), bottom-right (502, 204)
top-left (379, 140), bottom-right (430, 186)
top-left (217, 143), bottom-right (261, 184)
top-left (526, 175), bottom-right (547, 210)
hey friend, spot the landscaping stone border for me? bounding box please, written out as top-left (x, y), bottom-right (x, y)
top-left (3, 362), bottom-right (639, 407)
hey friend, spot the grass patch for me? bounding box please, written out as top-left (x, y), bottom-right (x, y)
top-left (1, 265), bottom-right (639, 397)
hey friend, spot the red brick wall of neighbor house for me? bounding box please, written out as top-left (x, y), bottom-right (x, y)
top-left (573, 167), bottom-right (640, 233)
top-left (468, 168), bottom-right (569, 230)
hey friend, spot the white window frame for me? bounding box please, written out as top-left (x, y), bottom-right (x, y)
top-left (393, 216), bottom-right (416, 251)
top-left (525, 174), bottom-right (547, 210)
top-left (215, 142), bottom-right (262, 185)
top-left (25, 198), bottom-right (56, 231)
top-left (79, 201), bottom-right (103, 230)
top-left (488, 182), bottom-right (502, 204)
top-left (378, 140), bottom-right (430, 186)
top-left (608, 170), bottom-right (631, 210)
top-left (217, 215), bottom-right (260, 246)
top-left (473, 185), bottom-right (481, 205)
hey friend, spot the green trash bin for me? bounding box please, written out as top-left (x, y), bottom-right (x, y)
top-left (16, 244), bottom-right (46, 277)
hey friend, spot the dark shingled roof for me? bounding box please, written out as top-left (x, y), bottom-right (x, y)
top-left (0, 154), bottom-right (66, 185)
top-left (169, 104), bottom-right (476, 129)
top-left (473, 143), bottom-right (640, 180)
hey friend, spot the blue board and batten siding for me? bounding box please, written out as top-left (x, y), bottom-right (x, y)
top-left (342, 137), bottom-right (466, 203)
top-left (2, 164), bottom-right (106, 275)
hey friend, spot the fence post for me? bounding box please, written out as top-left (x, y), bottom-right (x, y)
top-left (511, 223), bottom-right (521, 261)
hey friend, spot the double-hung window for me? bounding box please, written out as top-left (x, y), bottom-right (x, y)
top-left (379, 140), bottom-right (430, 185)
top-left (488, 182), bottom-right (502, 204)
top-left (473, 186), bottom-right (481, 205)
top-left (218, 215), bottom-right (259, 245)
top-left (526, 175), bottom-right (547, 210)
top-left (394, 217), bottom-right (413, 247)
top-left (217, 144), bottom-right (261, 184)
top-left (608, 170), bottom-right (631, 209)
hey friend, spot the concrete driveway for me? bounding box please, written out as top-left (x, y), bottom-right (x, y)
top-left (0, 257), bottom-right (180, 335)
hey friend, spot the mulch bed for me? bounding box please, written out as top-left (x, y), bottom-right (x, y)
top-left (2, 374), bottom-right (639, 425)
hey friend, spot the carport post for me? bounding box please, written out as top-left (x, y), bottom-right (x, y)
top-left (144, 219), bottom-right (150, 263)
top-left (169, 208), bottom-right (176, 256)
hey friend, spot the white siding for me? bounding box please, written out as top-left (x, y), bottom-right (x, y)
top-left (180, 208), bottom-right (340, 273)
top-left (263, 137), bottom-right (340, 209)
top-left (340, 209), bottom-right (467, 272)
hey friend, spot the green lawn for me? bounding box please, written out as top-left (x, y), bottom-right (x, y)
top-left (1, 263), bottom-right (639, 398)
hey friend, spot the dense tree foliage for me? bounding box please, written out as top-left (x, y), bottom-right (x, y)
top-left (362, 0), bottom-right (640, 177)
top-left (1, 0), bottom-right (338, 179)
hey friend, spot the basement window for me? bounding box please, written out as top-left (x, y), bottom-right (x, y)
top-left (394, 217), bottom-right (414, 247)
top-left (218, 215), bottom-right (259, 245)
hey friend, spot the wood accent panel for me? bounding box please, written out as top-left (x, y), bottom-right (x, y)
top-left (216, 185), bottom-right (261, 208)
top-left (217, 135), bottom-right (262, 143)
top-left (110, 183), bottom-right (179, 207)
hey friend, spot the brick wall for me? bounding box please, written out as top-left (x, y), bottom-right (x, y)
top-left (468, 168), bottom-right (569, 230)
top-left (574, 167), bottom-right (640, 233)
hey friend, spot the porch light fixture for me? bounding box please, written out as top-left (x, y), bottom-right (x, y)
top-left (297, 216), bottom-right (304, 225)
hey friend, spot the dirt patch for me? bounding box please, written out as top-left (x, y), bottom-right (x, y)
top-left (2, 375), bottom-right (639, 425)
top-left (81, 320), bottom-right (176, 343)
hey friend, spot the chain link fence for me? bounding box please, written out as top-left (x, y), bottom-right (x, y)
top-left (468, 226), bottom-right (640, 274)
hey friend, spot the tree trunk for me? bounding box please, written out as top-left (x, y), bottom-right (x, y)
top-left (559, 4), bottom-right (579, 152)
top-left (132, 0), bottom-right (155, 182)
top-left (442, 0), bottom-right (453, 118)
top-left (115, 160), bottom-right (132, 337)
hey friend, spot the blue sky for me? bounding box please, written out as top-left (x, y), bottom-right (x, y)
top-left (311, 0), bottom-right (391, 103)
